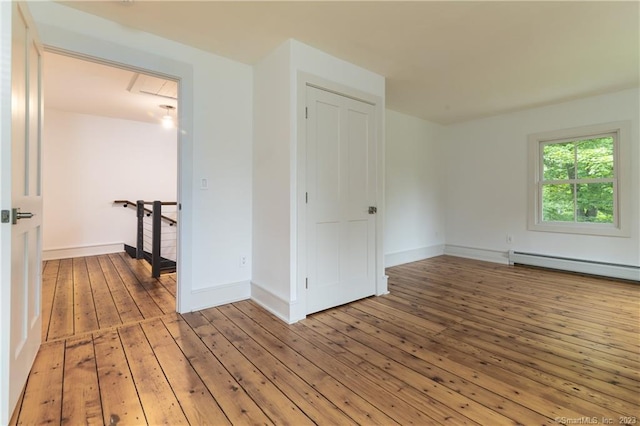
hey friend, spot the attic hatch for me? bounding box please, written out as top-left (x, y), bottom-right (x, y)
top-left (128, 73), bottom-right (177, 100)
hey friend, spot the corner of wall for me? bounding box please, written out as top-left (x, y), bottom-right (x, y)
top-left (385, 244), bottom-right (445, 268)
top-left (250, 281), bottom-right (304, 324)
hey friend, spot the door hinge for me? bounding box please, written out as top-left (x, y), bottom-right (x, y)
top-left (305, 192), bottom-right (308, 204)
top-left (305, 277), bottom-right (308, 289)
top-left (178, 203), bottom-right (182, 210)
top-left (1, 210), bottom-right (9, 224)
top-left (305, 107), bottom-right (308, 119)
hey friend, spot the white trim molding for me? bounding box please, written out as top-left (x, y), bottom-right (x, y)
top-left (43, 243), bottom-right (124, 260)
top-left (385, 245), bottom-right (444, 268)
top-left (189, 281), bottom-right (251, 312)
top-left (444, 244), bottom-right (509, 264)
top-left (527, 121), bottom-right (632, 238)
top-left (251, 281), bottom-right (301, 324)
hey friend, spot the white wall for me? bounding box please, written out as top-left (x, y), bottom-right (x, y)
top-left (42, 109), bottom-right (177, 259)
top-left (30, 1), bottom-right (253, 311)
top-left (385, 109), bottom-right (446, 267)
top-left (443, 88), bottom-right (640, 266)
top-left (252, 39), bottom-right (385, 322)
top-left (252, 41), bottom-right (292, 308)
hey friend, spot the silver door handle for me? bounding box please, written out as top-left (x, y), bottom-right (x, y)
top-left (12, 208), bottom-right (34, 225)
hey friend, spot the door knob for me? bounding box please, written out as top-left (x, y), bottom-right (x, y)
top-left (368, 206), bottom-right (377, 214)
top-left (12, 208), bottom-right (35, 225)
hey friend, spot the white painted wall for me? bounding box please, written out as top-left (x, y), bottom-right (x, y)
top-left (252, 41), bottom-right (292, 304)
top-left (385, 109), bottom-right (446, 267)
top-left (30, 1), bottom-right (253, 311)
top-left (42, 109), bottom-right (177, 259)
top-left (443, 88), bottom-right (640, 266)
top-left (252, 40), bottom-right (385, 322)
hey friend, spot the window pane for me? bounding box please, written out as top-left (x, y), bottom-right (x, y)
top-left (576, 183), bottom-right (614, 223)
top-left (543, 142), bottom-right (574, 180)
top-left (542, 184), bottom-right (575, 222)
top-left (577, 137), bottom-right (614, 179)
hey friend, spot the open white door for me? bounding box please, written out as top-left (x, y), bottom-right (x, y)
top-left (0, 2), bottom-right (43, 423)
top-left (306, 86), bottom-right (377, 314)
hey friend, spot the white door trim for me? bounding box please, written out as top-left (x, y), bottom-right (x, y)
top-left (35, 26), bottom-right (194, 313)
top-left (293, 71), bottom-right (386, 322)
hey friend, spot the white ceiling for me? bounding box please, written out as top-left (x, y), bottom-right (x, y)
top-left (44, 51), bottom-right (178, 124)
top-left (53, 1), bottom-right (639, 124)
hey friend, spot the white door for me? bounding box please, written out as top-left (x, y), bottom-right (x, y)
top-left (0, 2), bottom-right (43, 423)
top-left (306, 86), bottom-right (376, 314)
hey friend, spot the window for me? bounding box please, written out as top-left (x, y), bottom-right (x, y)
top-left (528, 122), bottom-right (631, 237)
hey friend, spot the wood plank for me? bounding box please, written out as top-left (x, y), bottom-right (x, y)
top-left (393, 275), bottom-right (640, 342)
top-left (140, 318), bottom-right (231, 425)
top-left (209, 304), bottom-right (389, 425)
top-left (318, 307), bottom-right (574, 424)
top-left (72, 257), bottom-right (99, 334)
top-left (47, 258), bottom-right (74, 340)
top-left (19, 255), bottom-right (640, 425)
top-left (331, 305), bottom-right (621, 419)
top-left (437, 323), bottom-right (639, 413)
top-left (215, 305), bottom-right (437, 424)
top-left (117, 253), bottom-right (175, 314)
top-left (161, 313), bottom-right (273, 425)
top-left (93, 329), bottom-right (146, 425)
top-left (388, 279), bottom-right (640, 357)
top-left (235, 300), bottom-right (483, 425)
top-left (41, 259), bottom-right (60, 341)
top-left (86, 256), bottom-right (121, 329)
top-left (183, 311), bottom-right (315, 425)
top-left (97, 255), bottom-right (144, 324)
top-left (61, 335), bottom-right (102, 424)
top-left (107, 254), bottom-right (163, 319)
top-left (386, 277), bottom-right (640, 367)
top-left (16, 340), bottom-right (65, 424)
top-left (157, 273), bottom-right (176, 297)
top-left (118, 324), bottom-right (189, 425)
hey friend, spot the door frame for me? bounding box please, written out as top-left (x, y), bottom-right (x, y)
top-left (294, 72), bottom-right (387, 322)
top-left (39, 27), bottom-right (194, 313)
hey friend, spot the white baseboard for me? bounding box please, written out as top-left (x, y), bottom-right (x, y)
top-left (509, 251), bottom-right (640, 281)
top-left (43, 242), bottom-right (125, 260)
top-left (377, 274), bottom-right (389, 295)
top-left (385, 244), bottom-right (444, 267)
top-left (250, 281), bottom-right (297, 323)
top-left (190, 280), bottom-right (251, 312)
top-left (444, 244), bottom-right (509, 265)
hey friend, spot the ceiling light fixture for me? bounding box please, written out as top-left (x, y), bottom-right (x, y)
top-left (159, 104), bottom-right (175, 129)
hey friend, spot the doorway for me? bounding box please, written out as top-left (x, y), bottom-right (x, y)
top-left (41, 51), bottom-right (181, 339)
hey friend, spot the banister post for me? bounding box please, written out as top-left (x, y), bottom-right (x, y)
top-left (136, 200), bottom-right (144, 259)
top-left (152, 200), bottom-right (162, 278)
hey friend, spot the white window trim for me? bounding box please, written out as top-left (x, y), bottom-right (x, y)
top-left (527, 121), bottom-right (631, 237)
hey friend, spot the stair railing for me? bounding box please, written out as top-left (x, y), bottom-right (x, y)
top-left (114, 200), bottom-right (177, 277)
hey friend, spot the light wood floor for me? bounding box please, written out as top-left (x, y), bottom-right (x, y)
top-left (41, 253), bottom-right (176, 342)
top-left (11, 255), bottom-right (640, 425)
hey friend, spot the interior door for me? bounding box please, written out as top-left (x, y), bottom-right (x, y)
top-left (306, 86), bottom-right (376, 314)
top-left (0, 2), bottom-right (43, 423)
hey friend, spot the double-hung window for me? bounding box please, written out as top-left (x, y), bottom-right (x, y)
top-left (528, 122), bottom-right (631, 237)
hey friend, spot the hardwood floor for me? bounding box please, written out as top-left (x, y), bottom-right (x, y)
top-left (41, 253), bottom-right (176, 342)
top-left (11, 255), bottom-right (640, 425)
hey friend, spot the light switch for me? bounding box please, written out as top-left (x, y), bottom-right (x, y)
top-left (200, 178), bottom-right (208, 190)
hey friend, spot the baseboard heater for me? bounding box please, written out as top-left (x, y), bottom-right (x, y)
top-left (508, 250), bottom-right (640, 282)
